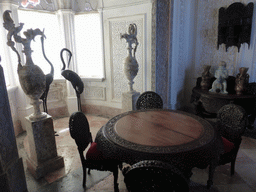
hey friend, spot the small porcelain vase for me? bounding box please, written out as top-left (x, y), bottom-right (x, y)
top-left (200, 65), bottom-right (212, 90)
top-left (235, 67), bottom-right (249, 95)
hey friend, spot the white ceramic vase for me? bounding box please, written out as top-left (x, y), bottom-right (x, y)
top-left (121, 23), bottom-right (139, 92)
top-left (123, 48), bottom-right (139, 92)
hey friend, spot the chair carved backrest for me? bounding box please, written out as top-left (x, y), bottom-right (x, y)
top-left (246, 82), bottom-right (256, 95)
top-left (217, 104), bottom-right (247, 143)
top-left (123, 160), bottom-right (189, 192)
top-left (69, 112), bottom-right (92, 152)
top-left (136, 91), bottom-right (163, 110)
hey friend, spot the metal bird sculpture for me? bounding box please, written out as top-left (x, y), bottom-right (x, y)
top-left (3, 10), bottom-right (24, 65)
top-left (60, 48), bottom-right (84, 111)
top-left (40, 31), bottom-right (54, 114)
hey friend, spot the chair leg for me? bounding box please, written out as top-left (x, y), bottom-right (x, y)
top-left (88, 168), bottom-right (91, 174)
top-left (113, 166), bottom-right (119, 192)
top-left (82, 165), bottom-right (87, 188)
top-left (231, 160), bottom-right (235, 175)
top-left (207, 161), bottom-right (216, 189)
top-left (118, 163), bottom-right (123, 170)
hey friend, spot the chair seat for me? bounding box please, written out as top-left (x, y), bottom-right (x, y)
top-left (221, 137), bottom-right (235, 153)
top-left (86, 142), bottom-right (105, 161)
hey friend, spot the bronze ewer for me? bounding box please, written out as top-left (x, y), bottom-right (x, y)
top-left (3, 10), bottom-right (46, 121)
top-left (235, 67), bottom-right (249, 95)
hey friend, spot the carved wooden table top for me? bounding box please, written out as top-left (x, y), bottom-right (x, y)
top-left (95, 109), bottom-right (220, 174)
top-left (115, 110), bottom-right (204, 147)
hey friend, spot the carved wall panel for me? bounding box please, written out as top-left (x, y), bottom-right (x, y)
top-left (84, 86), bottom-right (106, 100)
top-left (109, 17), bottom-right (144, 102)
top-left (47, 80), bottom-right (67, 108)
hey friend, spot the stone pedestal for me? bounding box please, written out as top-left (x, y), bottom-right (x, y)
top-left (122, 91), bottom-right (140, 112)
top-left (25, 115), bottom-right (64, 179)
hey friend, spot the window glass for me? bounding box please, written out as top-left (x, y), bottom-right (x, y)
top-left (18, 10), bottom-right (63, 79)
top-left (74, 13), bottom-right (104, 78)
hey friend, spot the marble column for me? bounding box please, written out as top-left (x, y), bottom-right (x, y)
top-left (25, 115), bottom-right (64, 179)
top-left (0, 65), bottom-right (27, 191)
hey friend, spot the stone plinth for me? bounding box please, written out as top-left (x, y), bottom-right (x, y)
top-left (122, 91), bottom-right (140, 112)
top-left (25, 115), bottom-right (64, 179)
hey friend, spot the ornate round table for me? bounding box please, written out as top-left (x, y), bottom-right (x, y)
top-left (95, 109), bottom-right (222, 179)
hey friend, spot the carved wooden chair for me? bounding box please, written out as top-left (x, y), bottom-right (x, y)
top-left (207, 104), bottom-right (248, 188)
top-left (136, 91), bottom-right (163, 110)
top-left (246, 82), bottom-right (256, 127)
top-left (69, 111), bottom-right (120, 192)
top-left (122, 160), bottom-right (189, 192)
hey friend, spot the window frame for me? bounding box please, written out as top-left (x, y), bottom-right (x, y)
top-left (74, 10), bottom-right (105, 81)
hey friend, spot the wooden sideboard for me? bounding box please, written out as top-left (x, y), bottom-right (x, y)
top-left (191, 87), bottom-right (256, 128)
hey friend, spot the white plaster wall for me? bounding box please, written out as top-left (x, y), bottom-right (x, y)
top-left (78, 0), bottom-right (153, 112)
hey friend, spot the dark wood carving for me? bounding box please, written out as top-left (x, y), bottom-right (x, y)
top-left (217, 2), bottom-right (254, 51)
top-left (95, 109), bottom-right (222, 181)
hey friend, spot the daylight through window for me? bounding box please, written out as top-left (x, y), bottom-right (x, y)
top-left (74, 13), bottom-right (104, 79)
top-left (18, 10), bottom-right (63, 79)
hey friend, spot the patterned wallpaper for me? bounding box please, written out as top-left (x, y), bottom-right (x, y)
top-left (153, 0), bottom-right (171, 108)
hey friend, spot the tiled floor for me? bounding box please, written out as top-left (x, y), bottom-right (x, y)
top-left (16, 114), bottom-right (256, 192)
